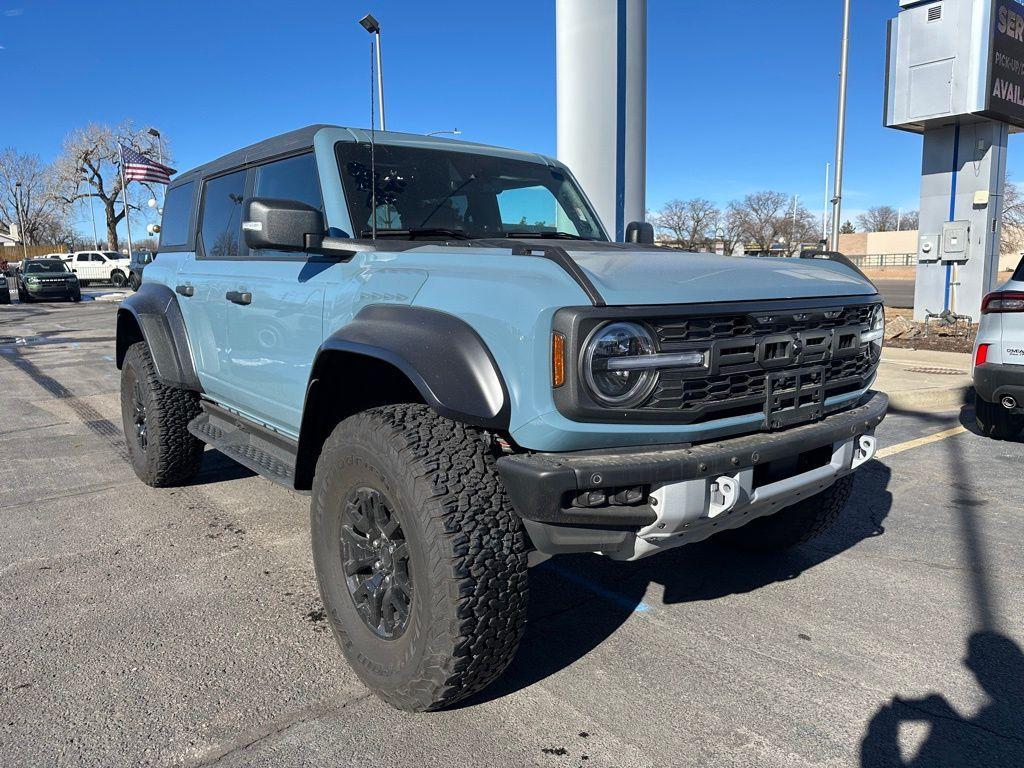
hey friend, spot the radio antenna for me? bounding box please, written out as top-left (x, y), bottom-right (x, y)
top-left (369, 40), bottom-right (377, 241)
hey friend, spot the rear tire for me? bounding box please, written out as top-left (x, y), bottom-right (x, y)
top-left (120, 341), bottom-right (204, 486)
top-left (976, 396), bottom-right (1024, 440)
top-left (310, 404), bottom-right (528, 711)
top-left (716, 475), bottom-right (855, 553)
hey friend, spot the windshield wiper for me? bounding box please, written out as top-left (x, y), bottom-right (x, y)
top-left (360, 227), bottom-right (473, 240)
top-left (503, 231), bottom-right (589, 241)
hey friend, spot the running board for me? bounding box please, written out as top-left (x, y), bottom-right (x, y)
top-left (188, 402), bottom-right (299, 489)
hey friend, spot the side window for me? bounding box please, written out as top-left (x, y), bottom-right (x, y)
top-left (200, 170), bottom-right (247, 259)
top-left (253, 153), bottom-right (323, 211)
top-left (159, 181), bottom-right (195, 249)
top-left (76, 254), bottom-right (89, 262)
top-left (497, 185), bottom-right (580, 236)
top-left (91, 254), bottom-right (105, 262)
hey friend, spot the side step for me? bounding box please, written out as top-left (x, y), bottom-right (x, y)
top-left (188, 401), bottom-right (299, 489)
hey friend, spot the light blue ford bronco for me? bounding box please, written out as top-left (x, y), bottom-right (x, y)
top-left (116, 125), bottom-right (888, 711)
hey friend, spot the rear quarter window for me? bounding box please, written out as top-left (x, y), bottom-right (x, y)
top-left (159, 181), bottom-right (196, 249)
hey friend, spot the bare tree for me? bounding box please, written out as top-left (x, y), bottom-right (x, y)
top-left (1001, 181), bottom-right (1024, 253)
top-left (0, 148), bottom-right (66, 245)
top-left (777, 200), bottom-right (820, 255)
top-left (730, 190), bottom-right (790, 254)
top-left (856, 205), bottom-right (900, 232)
top-left (652, 198), bottom-right (719, 249)
top-left (52, 122), bottom-right (168, 251)
top-left (898, 209), bottom-right (919, 230)
top-left (716, 205), bottom-right (745, 257)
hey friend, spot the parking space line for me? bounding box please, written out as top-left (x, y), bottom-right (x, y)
top-left (876, 425), bottom-right (968, 460)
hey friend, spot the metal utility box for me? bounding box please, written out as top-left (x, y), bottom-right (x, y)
top-left (941, 220), bottom-right (971, 261)
top-left (886, 0), bottom-right (1024, 133)
top-left (918, 232), bottom-right (942, 262)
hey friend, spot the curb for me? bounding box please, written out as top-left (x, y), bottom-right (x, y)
top-left (882, 385), bottom-right (974, 413)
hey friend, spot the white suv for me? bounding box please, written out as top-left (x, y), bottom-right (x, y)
top-left (973, 256), bottom-right (1024, 439)
top-left (65, 251), bottom-right (131, 288)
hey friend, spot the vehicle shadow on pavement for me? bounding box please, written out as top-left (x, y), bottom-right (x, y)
top-left (464, 462), bottom-right (893, 707)
top-left (190, 448), bottom-right (258, 485)
top-left (860, 405), bottom-right (1024, 766)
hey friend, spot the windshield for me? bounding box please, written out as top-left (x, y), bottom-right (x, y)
top-left (25, 261), bottom-right (70, 274)
top-left (336, 142), bottom-right (606, 241)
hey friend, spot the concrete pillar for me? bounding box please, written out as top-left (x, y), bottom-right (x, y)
top-left (913, 121), bottom-right (1008, 321)
top-left (556, 0), bottom-right (646, 242)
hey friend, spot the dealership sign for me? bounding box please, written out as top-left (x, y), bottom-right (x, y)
top-left (986, 0), bottom-right (1024, 126)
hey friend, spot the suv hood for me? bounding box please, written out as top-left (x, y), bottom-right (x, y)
top-left (559, 245), bottom-right (876, 306)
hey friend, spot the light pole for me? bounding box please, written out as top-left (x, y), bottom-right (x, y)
top-left (359, 14), bottom-right (386, 130)
top-left (14, 181), bottom-right (28, 263)
top-left (829, 0), bottom-right (852, 251)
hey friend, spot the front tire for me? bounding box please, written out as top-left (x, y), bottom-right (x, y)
top-left (311, 404), bottom-right (528, 711)
top-left (128, 273), bottom-right (140, 291)
top-left (976, 396), bottom-right (1024, 440)
top-left (716, 475), bottom-right (855, 553)
top-left (120, 341), bottom-right (204, 486)
top-left (110, 270), bottom-right (127, 288)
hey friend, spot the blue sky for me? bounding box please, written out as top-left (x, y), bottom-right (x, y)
top-left (0, 0), bottom-right (1002, 239)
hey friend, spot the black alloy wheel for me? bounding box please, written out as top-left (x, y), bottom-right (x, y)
top-left (339, 487), bottom-right (412, 640)
top-left (131, 380), bottom-right (148, 450)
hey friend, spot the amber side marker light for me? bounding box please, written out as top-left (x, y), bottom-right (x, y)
top-left (552, 332), bottom-right (566, 388)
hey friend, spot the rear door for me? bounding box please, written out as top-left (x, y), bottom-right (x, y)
top-left (174, 169), bottom-right (249, 405)
top-left (221, 152), bottom-right (329, 434)
top-left (73, 253), bottom-right (97, 281)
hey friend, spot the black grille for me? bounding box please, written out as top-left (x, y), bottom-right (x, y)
top-left (652, 304), bottom-right (871, 347)
top-left (636, 303), bottom-right (878, 424)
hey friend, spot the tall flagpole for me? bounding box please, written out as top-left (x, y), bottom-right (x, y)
top-left (117, 143), bottom-right (134, 257)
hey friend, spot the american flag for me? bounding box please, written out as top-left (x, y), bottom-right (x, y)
top-left (120, 144), bottom-right (176, 185)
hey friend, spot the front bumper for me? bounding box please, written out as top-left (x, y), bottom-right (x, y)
top-left (22, 282), bottom-right (78, 299)
top-left (497, 391), bottom-right (888, 559)
top-left (974, 363), bottom-right (1024, 409)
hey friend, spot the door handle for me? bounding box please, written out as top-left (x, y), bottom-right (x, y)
top-left (226, 290), bottom-right (252, 305)
top-left (176, 284), bottom-right (194, 297)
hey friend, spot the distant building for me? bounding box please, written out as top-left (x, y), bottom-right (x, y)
top-left (0, 226), bottom-right (19, 249)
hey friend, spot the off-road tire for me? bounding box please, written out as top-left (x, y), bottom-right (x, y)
top-left (110, 270), bottom-right (127, 288)
top-left (717, 474), bottom-right (855, 553)
top-left (128, 273), bottom-right (140, 291)
top-left (310, 404), bottom-right (529, 712)
top-left (120, 341), bottom-right (203, 487)
top-left (976, 396), bottom-right (1024, 440)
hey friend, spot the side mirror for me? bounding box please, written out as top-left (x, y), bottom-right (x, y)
top-left (625, 221), bottom-right (655, 245)
top-left (242, 197), bottom-right (325, 252)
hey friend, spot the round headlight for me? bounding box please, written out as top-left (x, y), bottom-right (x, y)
top-left (582, 321), bottom-right (659, 406)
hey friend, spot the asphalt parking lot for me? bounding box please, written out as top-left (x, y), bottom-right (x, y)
top-left (1, 297), bottom-right (1022, 768)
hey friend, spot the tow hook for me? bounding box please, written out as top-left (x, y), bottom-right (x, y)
top-left (852, 434), bottom-right (877, 469)
top-left (707, 476), bottom-right (740, 518)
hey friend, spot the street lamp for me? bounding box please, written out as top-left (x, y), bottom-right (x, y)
top-left (147, 127), bottom-right (164, 165)
top-left (427, 129), bottom-right (461, 137)
top-left (358, 13), bottom-right (386, 130)
top-left (14, 181), bottom-right (27, 262)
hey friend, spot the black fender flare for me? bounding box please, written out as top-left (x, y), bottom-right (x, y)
top-left (116, 282), bottom-right (203, 392)
top-left (306, 304), bottom-right (510, 429)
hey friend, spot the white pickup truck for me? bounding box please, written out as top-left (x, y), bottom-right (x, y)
top-left (63, 251), bottom-right (130, 288)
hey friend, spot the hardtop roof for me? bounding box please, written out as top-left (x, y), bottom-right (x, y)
top-left (170, 125), bottom-right (558, 188)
